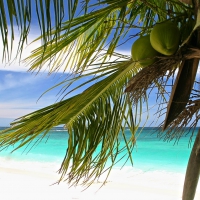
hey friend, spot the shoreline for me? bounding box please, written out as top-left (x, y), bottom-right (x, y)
top-left (0, 158), bottom-right (200, 200)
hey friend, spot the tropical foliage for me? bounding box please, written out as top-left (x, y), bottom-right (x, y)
top-left (0, 0), bottom-right (199, 188)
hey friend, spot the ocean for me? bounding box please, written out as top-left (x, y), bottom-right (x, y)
top-left (0, 127), bottom-right (197, 176)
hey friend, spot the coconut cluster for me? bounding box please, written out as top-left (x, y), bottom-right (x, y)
top-left (131, 21), bottom-right (180, 67)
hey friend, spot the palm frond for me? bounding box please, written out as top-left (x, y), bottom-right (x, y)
top-left (1, 0), bottom-right (190, 69)
top-left (0, 0), bottom-right (75, 61)
top-left (0, 60), bottom-right (143, 185)
top-left (28, 0), bottom-right (191, 74)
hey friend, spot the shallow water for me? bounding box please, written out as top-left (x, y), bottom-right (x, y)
top-left (0, 127), bottom-right (197, 174)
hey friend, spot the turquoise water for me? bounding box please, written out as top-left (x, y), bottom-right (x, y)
top-left (0, 127), bottom-right (198, 174)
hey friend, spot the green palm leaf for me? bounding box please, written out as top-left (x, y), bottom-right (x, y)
top-left (27, 0), bottom-right (190, 74)
top-left (1, 0), bottom-right (189, 63)
top-left (0, 60), bottom-right (142, 184)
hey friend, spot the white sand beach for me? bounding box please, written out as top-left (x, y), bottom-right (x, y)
top-left (0, 159), bottom-right (199, 200)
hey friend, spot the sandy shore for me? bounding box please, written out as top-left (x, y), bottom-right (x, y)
top-left (0, 159), bottom-right (199, 200)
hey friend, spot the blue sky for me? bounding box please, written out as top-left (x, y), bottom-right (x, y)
top-left (0, 40), bottom-right (157, 128)
top-left (0, 67), bottom-right (162, 127)
top-left (0, 2), bottom-right (197, 128)
top-left (0, 10), bottom-right (138, 127)
top-left (0, 70), bottom-right (160, 127)
top-left (0, 70), bottom-right (61, 126)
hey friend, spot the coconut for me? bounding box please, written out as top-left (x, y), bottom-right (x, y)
top-left (131, 35), bottom-right (159, 67)
top-left (150, 21), bottom-right (180, 56)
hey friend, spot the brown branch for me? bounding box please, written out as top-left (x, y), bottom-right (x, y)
top-left (179, 0), bottom-right (192, 5)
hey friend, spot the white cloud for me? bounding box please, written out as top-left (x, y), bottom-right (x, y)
top-left (0, 31), bottom-right (39, 72)
top-left (0, 26), bottom-right (133, 74)
top-left (0, 72), bottom-right (41, 91)
top-left (0, 101), bottom-right (36, 119)
top-left (0, 27), bottom-right (77, 73)
top-left (0, 96), bottom-right (56, 119)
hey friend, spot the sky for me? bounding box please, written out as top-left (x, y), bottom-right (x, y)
top-left (0, 31), bottom-right (157, 127)
top-left (0, 70), bottom-right (65, 126)
top-left (0, 52), bottom-right (162, 128)
top-left (0, 69), bottom-right (160, 127)
top-left (0, 2), bottom-right (198, 128)
top-left (0, 2), bottom-right (137, 127)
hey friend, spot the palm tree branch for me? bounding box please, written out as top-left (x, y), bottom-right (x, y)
top-left (0, 60), bottom-right (136, 147)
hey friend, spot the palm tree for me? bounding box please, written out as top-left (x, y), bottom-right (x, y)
top-left (0, 0), bottom-right (199, 199)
